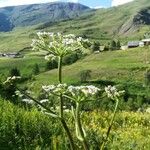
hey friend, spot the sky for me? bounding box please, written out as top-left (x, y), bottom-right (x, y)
top-left (0, 0), bottom-right (134, 8)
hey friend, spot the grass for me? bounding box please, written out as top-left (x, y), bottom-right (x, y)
top-left (0, 55), bottom-right (46, 76)
top-left (0, 0), bottom-right (149, 53)
top-left (28, 47), bottom-right (150, 93)
top-left (0, 98), bottom-right (150, 149)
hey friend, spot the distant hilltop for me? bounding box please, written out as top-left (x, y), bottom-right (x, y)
top-left (0, 2), bottom-right (90, 32)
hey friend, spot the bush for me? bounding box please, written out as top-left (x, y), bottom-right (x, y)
top-left (63, 53), bottom-right (79, 65)
top-left (79, 70), bottom-right (91, 83)
top-left (45, 60), bottom-right (58, 71)
top-left (9, 67), bottom-right (20, 76)
top-left (90, 41), bottom-right (100, 52)
top-left (0, 99), bottom-right (64, 149)
top-left (32, 63), bottom-right (40, 75)
top-left (145, 69), bottom-right (150, 86)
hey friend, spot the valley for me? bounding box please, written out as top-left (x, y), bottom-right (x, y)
top-left (0, 0), bottom-right (150, 149)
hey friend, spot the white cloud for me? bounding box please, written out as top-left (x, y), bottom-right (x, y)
top-left (0, 0), bottom-right (79, 8)
top-left (111, 0), bottom-right (134, 6)
top-left (92, 6), bottom-right (105, 9)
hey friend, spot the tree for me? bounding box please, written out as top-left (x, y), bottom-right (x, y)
top-left (79, 70), bottom-right (91, 83)
top-left (32, 63), bottom-right (40, 75)
top-left (116, 40), bottom-right (121, 50)
top-left (145, 69), bottom-right (150, 86)
top-left (9, 67), bottom-right (20, 76)
top-left (110, 40), bottom-right (117, 50)
top-left (63, 53), bottom-right (79, 65)
top-left (45, 60), bottom-right (58, 71)
top-left (90, 41), bottom-right (100, 52)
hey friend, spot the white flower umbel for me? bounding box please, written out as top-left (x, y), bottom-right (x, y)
top-left (15, 90), bottom-right (23, 98)
top-left (22, 99), bottom-right (34, 104)
top-left (31, 32), bottom-right (89, 57)
top-left (45, 54), bottom-right (57, 61)
top-left (3, 76), bottom-right (21, 84)
top-left (105, 85), bottom-right (124, 100)
top-left (67, 85), bottom-right (100, 102)
top-left (42, 85), bottom-right (56, 93)
top-left (40, 99), bottom-right (49, 103)
top-left (42, 84), bottom-right (67, 94)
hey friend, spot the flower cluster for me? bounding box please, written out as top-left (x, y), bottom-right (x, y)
top-left (42, 84), bottom-right (100, 102)
top-left (3, 76), bottom-right (21, 85)
top-left (22, 98), bottom-right (34, 104)
top-left (68, 85), bottom-right (100, 100)
top-left (31, 32), bottom-right (89, 58)
top-left (42, 84), bottom-right (67, 94)
top-left (105, 85), bottom-right (124, 100)
top-left (45, 54), bottom-right (57, 61)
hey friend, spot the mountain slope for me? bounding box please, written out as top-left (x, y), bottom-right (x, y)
top-left (38, 0), bottom-right (150, 39)
top-left (0, 2), bottom-right (90, 32)
top-left (0, 0), bottom-right (150, 52)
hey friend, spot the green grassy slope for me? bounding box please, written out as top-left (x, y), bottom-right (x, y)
top-left (0, 56), bottom-right (46, 76)
top-left (38, 0), bottom-right (150, 39)
top-left (28, 47), bottom-right (150, 93)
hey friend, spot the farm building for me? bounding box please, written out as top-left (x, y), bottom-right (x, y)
top-left (0, 52), bottom-right (22, 58)
top-left (121, 45), bottom-right (128, 50)
top-left (128, 41), bottom-right (139, 48)
top-left (139, 41), bottom-right (144, 47)
top-left (141, 39), bottom-right (150, 45)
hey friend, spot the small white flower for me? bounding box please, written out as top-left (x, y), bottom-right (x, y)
top-left (77, 37), bottom-right (82, 42)
top-left (45, 54), bottom-right (57, 61)
top-left (40, 99), bottom-right (49, 103)
top-left (105, 85), bottom-right (124, 99)
top-left (22, 99), bottom-right (34, 104)
top-left (11, 76), bottom-right (21, 80)
top-left (57, 32), bottom-right (61, 36)
top-left (42, 85), bottom-right (56, 92)
top-left (15, 90), bottom-right (23, 98)
top-left (3, 76), bottom-right (21, 84)
top-left (54, 84), bottom-right (68, 93)
top-left (67, 85), bottom-right (100, 99)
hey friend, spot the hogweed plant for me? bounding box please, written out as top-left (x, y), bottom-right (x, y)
top-left (4, 32), bottom-right (124, 150)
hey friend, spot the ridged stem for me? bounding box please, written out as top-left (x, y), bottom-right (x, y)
top-left (100, 98), bottom-right (119, 150)
top-left (76, 102), bottom-right (89, 150)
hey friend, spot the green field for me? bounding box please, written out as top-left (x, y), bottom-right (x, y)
top-left (26, 47), bottom-right (150, 94)
top-left (0, 99), bottom-right (150, 149)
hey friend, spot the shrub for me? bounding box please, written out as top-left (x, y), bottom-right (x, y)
top-left (9, 67), bottom-right (20, 76)
top-left (90, 41), bottom-right (100, 52)
top-left (45, 60), bottom-right (58, 71)
top-left (63, 53), bottom-right (79, 65)
top-left (32, 63), bottom-right (40, 75)
top-left (145, 69), bottom-right (150, 86)
top-left (79, 70), bottom-right (91, 83)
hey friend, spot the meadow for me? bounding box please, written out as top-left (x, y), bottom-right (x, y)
top-left (0, 99), bottom-right (150, 149)
top-left (0, 40), bottom-right (150, 149)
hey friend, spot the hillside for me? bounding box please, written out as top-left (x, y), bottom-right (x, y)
top-left (0, 2), bottom-right (90, 32)
top-left (28, 47), bottom-right (150, 94)
top-left (40, 0), bottom-right (150, 39)
top-left (0, 0), bottom-right (150, 52)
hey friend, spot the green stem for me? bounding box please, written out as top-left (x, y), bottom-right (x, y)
top-left (76, 103), bottom-right (89, 150)
top-left (60, 118), bottom-right (76, 150)
top-left (100, 98), bottom-right (119, 150)
top-left (58, 56), bottom-right (75, 150)
top-left (58, 56), bottom-right (62, 84)
top-left (58, 56), bottom-right (63, 118)
top-left (17, 87), bottom-right (57, 117)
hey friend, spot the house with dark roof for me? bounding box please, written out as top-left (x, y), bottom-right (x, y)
top-left (127, 41), bottom-right (139, 48)
top-left (141, 39), bottom-right (150, 45)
